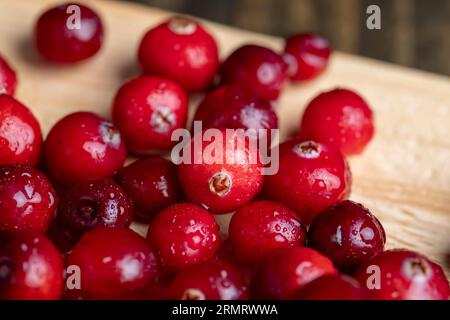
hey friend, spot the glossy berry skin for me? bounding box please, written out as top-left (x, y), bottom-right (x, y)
top-left (0, 95), bottom-right (42, 166)
top-left (299, 88), bottom-right (374, 156)
top-left (0, 55), bottom-right (17, 95)
top-left (354, 249), bottom-right (450, 300)
top-left (112, 76), bottom-right (188, 154)
top-left (229, 200), bottom-right (306, 265)
top-left (0, 231), bottom-right (64, 300)
top-left (0, 166), bottom-right (57, 233)
top-left (221, 45), bottom-right (287, 101)
top-left (308, 200), bottom-right (385, 272)
top-left (57, 178), bottom-right (133, 239)
top-left (251, 247), bottom-right (336, 299)
top-left (115, 157), bottom-right (181, 222)
top-left (138, 17), bottom-right (219, 93)
top-left (283, 33), bottom-right (331, 81)
top-left (34, 3), bottom-right (103, 63)
top-left (264, 139), bottom-right (351, 224)
top-left (147, 203), bottom-right (221, 271)
top-left (169, 259), bottom-right (249, 300)
top-left (294, 274), bottom-right (369, 300)
top-left (66, 227), bottom-right (160, 299)
top-left (177, 129), bottom-right (264, 214)
top-left (44, 112), bottom-right (126, 185)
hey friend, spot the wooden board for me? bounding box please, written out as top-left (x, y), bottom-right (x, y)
top-left (0, 0), bottom-right (449, 279)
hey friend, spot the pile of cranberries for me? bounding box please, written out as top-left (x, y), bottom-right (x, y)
top-left (0, 2), bottom-right (448, 301)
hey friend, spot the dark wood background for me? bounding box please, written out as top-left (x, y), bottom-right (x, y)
top-left (124, 0), bottom-right (450, 76)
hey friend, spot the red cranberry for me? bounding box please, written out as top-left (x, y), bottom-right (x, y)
top-left (264, 139), bottom-right (351, 224)
top-left (229, 200), bottom-right (306, 265)
top-left (251, 247), bottom-right (336, 299)
top-left (66, 227), bottom-right (160, 299)
top-left (220, 45), bottom-right (287, 101)
top-left (308, 200), bottom-right (386, 272)
top-left (112, 76), bottom-right (188, 154)
top-left (177, 129), bottom-right (264, 214)
top-left (299, 88), bottom-right (374, 156)
top-left (44, 112), bottom-right (126, 185)
top-left (283, 33), bottom-right (331, 81)
top-left (115, 157), bottom-right (181, 222)
top-left (0, 231), bottom-right (64, 300)
top-left (0, 165), bottom-right (57, 233)
top-left (138, 17), bottom-right (219, 93)
top-left (294, 274), bottom-right (369, 300)
top-left (0, 55), bottom-right (17, 95)
top-left (0, 95), bottom-right (42, 166)
top-left (34, 3), bottom-right (103, 63)
top-left (57, 178), bottom-right (133, 239)
top-left (169, 259), bottom-right (249, 300)
top-left (147, 203), bottom-right (221, 271)
top-left (354, 249), bottom-right (450, 300)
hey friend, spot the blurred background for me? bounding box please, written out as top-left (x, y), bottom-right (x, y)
top-left (124, 0), bottom-right (450, 76)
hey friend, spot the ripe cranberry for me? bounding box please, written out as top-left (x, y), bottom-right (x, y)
top-left (112, 76), bottom-right (188, 154)
top-left (44, 112), bottom-right (126, 185)
top-left (0, 55), bottom-right (17, 95)
top-left (294, 274), bottom-right (369, 300)
top-left (229, 200), bottom-right (306, 265)
top-left (0, 95), bottom-right (42, 166)
top-left (57, 178), bottom-right (133, 239)
top-left (169, 259), bottom-right (249, 300)
top-left (354, 249), bottom-right (450, 300)
top-left (193, 84), bottom-right (278, 146)
top-left (0, 231), bottom-right (64, 300)
top-left (251, 247), bottom-right (336, 299)
top-left (138, 17), bottom-right (219, 93)
top-left (220, 45), bottom-right (287, 101)
top-left (66, 227), bottom-right (160, 299)
top-left (264, 139), bottom-right (351, 224)
top-left (308, 200), bottom-right (385, 272)
top-left (283, 33), bottom-right (331, 81)
top-left (299, 88), bottom-right (374, 156)
top-left (177, 129), bottom-right (264, 214)
top-left (0, 166), bottom-right (57, 233)
top-left (147, 203), bottom-right (221, 271)
top-left (115, 157), bottom-right (181, 222)
top-left (34, 3), bottom-right (103, 63)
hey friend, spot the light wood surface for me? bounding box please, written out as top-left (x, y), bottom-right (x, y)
top-left (0, 0), bottom-right (449, 279)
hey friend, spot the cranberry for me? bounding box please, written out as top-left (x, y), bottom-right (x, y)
top-left (294, 274), bottom-right (369, 300)
top-left (283, 33), bottom-right (331, 81)
top-left (0, 166), bottom-right (57, 233)
top-left (264, 139), bottom-right (351, 224)
top-left (56, 178), bottom-right (133, 239)
top-left (169, 259), bottom-right (249, 300)
top-left (0, 55), bottom-right (17, 95)
top-left (112, 76), bottom-right (188, 154)
top-left (299, 88), bottom-right (375, 156)
top-left (138, 16), bottom-right (219, 93)
top-left (147, 203), bottom-right (221, 271)
top-left (66, 227), bottom-right (160, 299)
top-left (0, 95), bottom-right (42, 166)
top-left (308, 200), bottom-right (385, 272)
top-left (0, 231), bottom-right (64, 300)
top-left (34, 3), bottom-right (103, 63)
top-left (193, 84), bottom-right (278, 146)
top-left (44, 112), bottom-right (126, 185)
top-left (220, 45), bottom-right (287, 101)
top-left (251, 247), bottom-right (336, 299)
top-left (115, 157), bottom-right (181, 222)
top-left (229, 200), bottom-right (306, 265)
top-left (354, 249), bottom-right (450, 300)
top-left (177, 129), bottom-right (264, 214)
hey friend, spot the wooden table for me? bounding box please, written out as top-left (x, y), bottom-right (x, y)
top-left (0, 0), bottom-right (449, 279)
